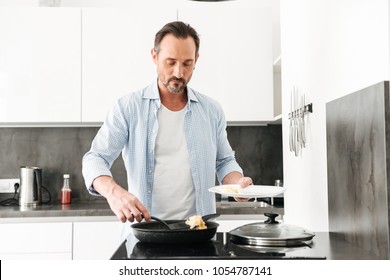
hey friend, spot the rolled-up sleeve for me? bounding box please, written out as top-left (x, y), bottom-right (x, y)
top-left (82, 97), bottom-right (130, 195)
top-left (214, 104), bottom-right (243, 184)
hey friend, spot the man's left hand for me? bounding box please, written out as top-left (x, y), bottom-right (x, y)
top-left (235, 176), bottom-right (253, 202)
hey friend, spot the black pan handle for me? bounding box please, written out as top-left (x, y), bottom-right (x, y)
top-left (202, 213), bottom-right (220, 222)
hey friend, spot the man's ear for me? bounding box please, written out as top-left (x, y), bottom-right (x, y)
top-left (151, 48), bottom-right (158, 64)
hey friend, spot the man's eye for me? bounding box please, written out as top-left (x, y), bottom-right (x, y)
top-left (184, 62), bottom-right (193, 67)
top-left (167, 61), bottom-right (176, 66)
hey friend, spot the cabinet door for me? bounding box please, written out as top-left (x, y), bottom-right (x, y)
top-left (0, 8), bottom-right (81, 122)
top-left (81, 6), bottom-right (177, 122)
top-left (73, 221), bottom-right (123, 260)
top-left (0, 222), bottom-right (72, 259)
top-left (178, 2), bottom-right (274, 122)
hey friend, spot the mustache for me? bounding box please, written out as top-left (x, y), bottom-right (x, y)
top-left (167, 77), bottom-right (186, 84)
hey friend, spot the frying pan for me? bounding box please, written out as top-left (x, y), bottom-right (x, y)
top-left (131, 220), bottom-right (219, 244)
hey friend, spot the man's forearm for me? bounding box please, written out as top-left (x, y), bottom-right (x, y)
top-left (93, 175), bottom-right (123, 199)
top-left (222, 171), bottom-right (243, 184)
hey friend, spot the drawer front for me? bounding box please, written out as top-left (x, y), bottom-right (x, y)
top-left (0, 222), bottom-right (72, 254)
top-left (0, 252), bottom-right (72, 260)
top-left (73, 221), bottom-right (123, 260)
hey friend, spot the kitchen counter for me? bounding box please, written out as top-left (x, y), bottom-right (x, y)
top-left (0, 200), bottom-right (283, 222)
top-left (0, 201), bottom-right (114, 221)
top-left (111, 232), bottom-right (385, 260)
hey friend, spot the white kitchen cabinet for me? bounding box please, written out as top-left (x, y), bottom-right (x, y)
top-left (0, 252), bottom-right (71, 260)
top-left (178, 1), bottom-right (274, 122)
top-left (0, 8), bottom-right (81, 123)
top-left (81, 6), bottom-right (177, 122)
top-left (0, 222), bottom-right (72, 260)
top-left (72, 221), bottom-right (123, 260)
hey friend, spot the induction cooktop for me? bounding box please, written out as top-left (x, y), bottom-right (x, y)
top-left (110, 232), bottom-right (327, 260)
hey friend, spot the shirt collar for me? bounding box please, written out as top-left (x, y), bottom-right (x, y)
top-left (187, 86), bottom-right (199, 103)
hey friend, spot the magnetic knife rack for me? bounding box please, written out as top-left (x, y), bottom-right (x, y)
top-left (288, 103), bottom-right (313, 120)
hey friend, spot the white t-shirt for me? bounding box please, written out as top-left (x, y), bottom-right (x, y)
top-left (151, 104), bottom-right (196, 219)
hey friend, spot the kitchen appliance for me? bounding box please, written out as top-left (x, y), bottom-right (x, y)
top-left (122, 213), bottom-right (318, 259)
top-left (111, 229), bottom-right (386, 260)
top-left (112, 216), bottom-right (383, 260)
top-left (120, 189), bottom-right (317, 259)
top-left (111, 231), bottom-right (327, 259)
top-left (19, 166), bottom-right (44, 207)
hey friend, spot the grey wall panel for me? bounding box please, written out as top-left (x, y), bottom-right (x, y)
top-left (326, 81), bottom-right (390, 259)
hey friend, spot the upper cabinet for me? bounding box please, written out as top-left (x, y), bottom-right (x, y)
top-left (0, 2), bottom-right (277, 124)
top-left (0, 8), bottom-right (81, 123)
top-left (178, 1), bottom-right (274, 123)
top-left (81, 6), bottom-right (177, 122)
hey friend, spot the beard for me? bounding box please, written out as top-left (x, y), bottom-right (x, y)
top-left (162, 77), bottom-right (187, 94)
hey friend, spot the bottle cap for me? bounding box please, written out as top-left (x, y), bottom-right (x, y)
top-left (63, 174), bottom-right (70, 179)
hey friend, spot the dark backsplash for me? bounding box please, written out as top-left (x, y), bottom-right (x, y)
top-left (227, 125), bottom-right (283, 185)
top-left (0, 125), bottom-right (283, 204)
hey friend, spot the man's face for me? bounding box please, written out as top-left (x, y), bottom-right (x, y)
top-left (152, 34), bottom-right (198, 94)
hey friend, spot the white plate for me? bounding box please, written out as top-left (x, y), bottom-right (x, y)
top-left (208, 184), bottom-right (286, 198)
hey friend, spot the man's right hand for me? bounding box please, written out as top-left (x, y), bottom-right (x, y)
top-left (92, 176), bottom-right (151, 223)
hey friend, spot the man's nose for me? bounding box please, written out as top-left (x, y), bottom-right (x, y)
top-left (173, 65), bottom-right (184, 78)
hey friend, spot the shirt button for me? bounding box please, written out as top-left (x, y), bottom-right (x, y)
top-left (148, 190), bottom-right (151, 194)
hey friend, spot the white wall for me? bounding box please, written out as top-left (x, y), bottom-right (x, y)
top-left (280, 0), bottom-right (389, 231)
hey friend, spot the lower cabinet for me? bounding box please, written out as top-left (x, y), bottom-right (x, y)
top-left (0, 220), bottom-right (122, 260)
top-left (0, 222), bottom-right (73, 260)
top-left (72, 221), bottom-right (123, 260)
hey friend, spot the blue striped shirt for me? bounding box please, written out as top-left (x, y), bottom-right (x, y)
top-left (82, 80), bottom-right (242, 216)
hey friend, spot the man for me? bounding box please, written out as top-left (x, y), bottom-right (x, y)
top-left (82, 21), bottom-right (252, 225)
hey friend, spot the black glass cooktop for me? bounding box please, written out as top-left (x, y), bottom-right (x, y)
top-left (110, 232), bottom-right (327, 260)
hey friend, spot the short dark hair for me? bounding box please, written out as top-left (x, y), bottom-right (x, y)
top-left (154, 21), bottom-right (200, 55)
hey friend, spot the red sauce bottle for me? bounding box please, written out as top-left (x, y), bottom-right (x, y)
top-left (60, 174), bottom-right (72, 205)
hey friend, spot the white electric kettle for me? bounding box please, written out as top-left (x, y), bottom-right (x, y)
top-left (19, 166), bottom-right (43, 207)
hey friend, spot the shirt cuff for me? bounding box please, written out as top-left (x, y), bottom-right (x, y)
top-left (83, 165), bottom-right (113, 196)
top-left (216, 160), bottom-right (243, 184)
